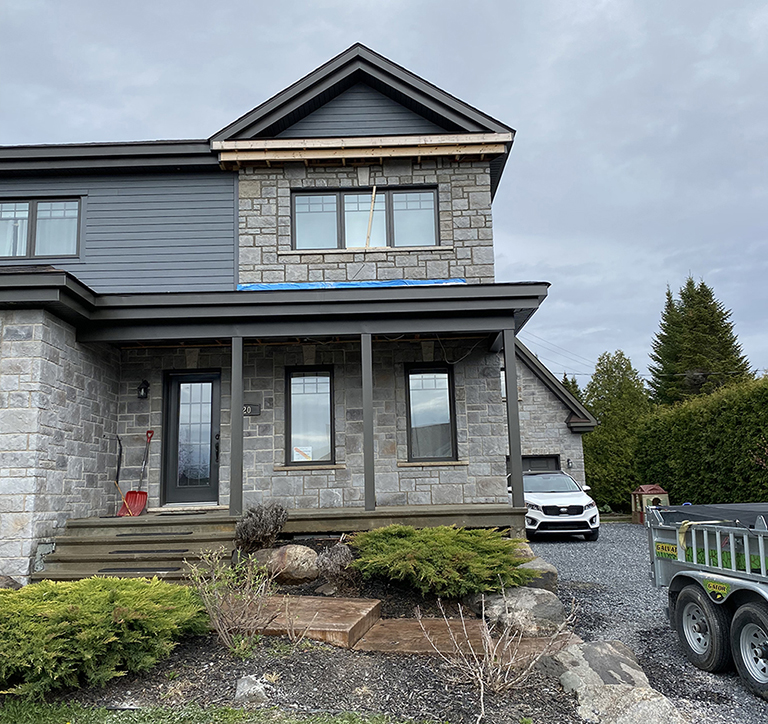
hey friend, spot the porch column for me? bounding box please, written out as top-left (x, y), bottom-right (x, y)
top-left (361, 333), bottom-right (375, 511)
top-left (229, 336), bottom-right (244, 516)
top-left (502, 329), bottom-right (525, 508)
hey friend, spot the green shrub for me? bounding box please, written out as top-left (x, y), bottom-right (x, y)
top-left (349, 525), bottom-right (536, 598)
top-left (0, 577), bottom-right (208, 698)
top-left (635, 377), bottom-right (768, 504)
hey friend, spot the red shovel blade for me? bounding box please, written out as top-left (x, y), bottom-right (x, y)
top-left (118, 490), bottom-right (148, 517)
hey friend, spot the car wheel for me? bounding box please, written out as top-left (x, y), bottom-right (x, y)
top-left (583, 528), bottom-right (599, 541)
top-left (731, 601), bottom-right (768, 699)
top-left (673, 584), bottom-right (731, 672)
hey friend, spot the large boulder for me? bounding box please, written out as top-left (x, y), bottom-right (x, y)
top-left (254, 544), bottom-right (319, 584)
top-left (520, 556), bottom-right (558, 593)
top-left (540, 640), bottom-right (688, 724)
top-left (465, 586), bottom-right (566, 637)
top-left (0, 575), bottom-right (22, 590)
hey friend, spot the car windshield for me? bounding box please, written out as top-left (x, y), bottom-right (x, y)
top-left (524, 473), bottom-right (581, 494)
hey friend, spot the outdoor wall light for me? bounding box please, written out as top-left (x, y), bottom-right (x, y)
top-left (566, 458), bottom-right (574, 469)
top-left (137, 380), bottom-right (150, 400)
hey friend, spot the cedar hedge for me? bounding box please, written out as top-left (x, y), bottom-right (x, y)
top-left (635, 377), bottom-right (768, 504)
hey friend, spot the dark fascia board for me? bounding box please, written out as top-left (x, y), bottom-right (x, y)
top-left (0, 268), bottom-right (97, 325)
top-left (0, 140), bottom-right (219, 175)
top-left (515, 339), bottom-right (597, 433)
top-left (211, 43), bottom-right (514, 141)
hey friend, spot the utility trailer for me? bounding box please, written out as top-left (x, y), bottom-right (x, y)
top-left (647, 503), bottom-right (768, 699)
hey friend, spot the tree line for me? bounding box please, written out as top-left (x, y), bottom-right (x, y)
top-left (565, 276), bottom-right (766, 511)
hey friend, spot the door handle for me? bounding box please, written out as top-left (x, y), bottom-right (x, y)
top-left (214, 433), bottom-right (220, 463)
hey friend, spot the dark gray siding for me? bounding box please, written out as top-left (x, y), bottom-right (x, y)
top-left (277, 83), bottom-right (446, 138)
top-left (0, 172), bottom-right (236, 293)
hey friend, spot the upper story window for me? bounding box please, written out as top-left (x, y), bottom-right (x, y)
top-left (0, 199), bottom-right (80, 258)
top-left (293, 188), bottom-right (437, 250)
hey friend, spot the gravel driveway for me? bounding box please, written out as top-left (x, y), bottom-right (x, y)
top-left (531, 521), bottom-right (768, 724)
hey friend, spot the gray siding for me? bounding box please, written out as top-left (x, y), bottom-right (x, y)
top-left (0, 172), bottom-right (236, 293)
top-left (277, 83), bottom-right (446, 138)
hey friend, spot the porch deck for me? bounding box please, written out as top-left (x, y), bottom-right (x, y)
top-left (32, 504), bottom-right (526, 582)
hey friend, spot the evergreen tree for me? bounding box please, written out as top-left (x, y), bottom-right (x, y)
top-left (561, 373), bottom-right (582, 401)
top-left (583, 351), bottom-right (651, 511)
top-left (649, 277), bottom-right (752, 405)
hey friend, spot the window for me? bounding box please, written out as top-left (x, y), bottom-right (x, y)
top-left (286, 368), bottom-right (334, 464)
top-left (0, 199), bottom-right (80, 258)
top-left (293, 189), bottom-right (437, 250)
top-left (406, 366), bottom-right (457, 461)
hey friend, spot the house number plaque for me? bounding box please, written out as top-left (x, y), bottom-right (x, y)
top-left (242, 404), bottom-right (261, 416)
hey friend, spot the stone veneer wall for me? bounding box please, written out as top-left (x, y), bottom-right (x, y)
top-left (517, 359), bottom-right (587, 485)
top-left (238, 158), bottom-right (495, 285)
top-left (0, 310), bottom-right (119, 580)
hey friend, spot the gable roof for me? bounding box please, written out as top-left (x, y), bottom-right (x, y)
top-left (212, 44), bottom-right (515, 196)
top-left (515, 340), bottom-right (597, 433)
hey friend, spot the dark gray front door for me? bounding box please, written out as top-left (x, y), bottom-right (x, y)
top-left (164, 372), bottom-right (221, 504)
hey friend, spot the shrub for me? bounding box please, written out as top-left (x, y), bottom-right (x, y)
top-left (235, 503), bottom-right (288, 553)
top-left (0, 577), bottom-right (207, 698)
top-left (186, 548), bottom-right (277, 658)
top-left (349, 525), bottom-right (536, 598)
top-left (316, 541), bottom-right (361, 593)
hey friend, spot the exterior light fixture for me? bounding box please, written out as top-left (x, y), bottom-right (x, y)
top-left (137, 380), bottom-right (150, 399)
top-left (566, 458), bottom-right (573, 469)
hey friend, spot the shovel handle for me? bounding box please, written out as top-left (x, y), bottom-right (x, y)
top-left (146, 429), bottom-right (154, 443)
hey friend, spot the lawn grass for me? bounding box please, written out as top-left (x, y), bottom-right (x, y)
top-left (0, 701), bottom-right (418, 724)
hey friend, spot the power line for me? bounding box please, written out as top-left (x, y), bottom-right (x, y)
top-left (518, 330), bottom-right (597, 367)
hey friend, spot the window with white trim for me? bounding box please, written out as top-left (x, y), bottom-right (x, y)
top-left (293, 189), bottom-right (437, 250)
top-left (0, 199), bottom-right (80, 258)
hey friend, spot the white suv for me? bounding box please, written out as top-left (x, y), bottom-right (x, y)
top-left (521, 471), bottom-right (600, 541)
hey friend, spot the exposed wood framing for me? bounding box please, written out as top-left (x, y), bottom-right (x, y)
top-left (211, 133), bottom-right (512, 151)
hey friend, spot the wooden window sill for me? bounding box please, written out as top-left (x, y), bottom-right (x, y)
top-left (278, 245), bottom-right (452, 255)
top-left (397, 461), bottom-right (469, 468)
top-left (273, 464), bottom-right (347, 471)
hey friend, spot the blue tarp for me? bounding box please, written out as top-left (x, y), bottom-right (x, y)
top-left (237, 278), bottom-right (468, 291)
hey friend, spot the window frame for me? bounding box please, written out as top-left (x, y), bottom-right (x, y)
top-left (291, 187), bottom-right (439, 250)
top-left (285, 366), bottom-right (335, 466)
top-left (0, 197), bottom-right (82, 259)
top-left (405, 364), bottom-right (458, 463)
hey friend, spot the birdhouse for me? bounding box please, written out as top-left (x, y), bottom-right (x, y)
top-left (631, 485), bottom-right (669, 524)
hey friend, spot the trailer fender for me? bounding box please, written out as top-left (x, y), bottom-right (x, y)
top-left (669, 570), bottom-right (768, 620)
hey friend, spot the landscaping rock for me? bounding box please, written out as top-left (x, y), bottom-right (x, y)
top-left (0, 575), bottom-right (22, 590)
top-left (234, 675), bottom-right (271, 704)
top-left (255, 544), bottom-right (319, 584)
top-left (540, 640), bottom-right (688, 724)
top-left (465, 586), bottom-right (566, 636)
top-left (521, 556), bottom-right (558, 593)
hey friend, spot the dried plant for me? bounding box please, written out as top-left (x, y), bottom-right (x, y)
top-left (417, 595), bottom-right (576, 724)
top-left (185, 548), bottom-right (278, 657)
top-left (316, 539), bottom-right (361, 593)
top-left (235, 503), bottom-right (289, 553)
top-left (282, 596), bottom-right (319, 650)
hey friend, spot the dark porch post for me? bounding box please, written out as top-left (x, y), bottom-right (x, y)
top-left (229, 336), bottom-right (244, 516)
top-left (502, 329), bottom-right (524, 508)
top-left (361, 333), bottom-right (375, 511)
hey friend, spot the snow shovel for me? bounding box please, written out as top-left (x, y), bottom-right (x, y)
top-left (118, 430), bottom-right (152, 517)
top-left (110, 434), bottom-right (134, 517)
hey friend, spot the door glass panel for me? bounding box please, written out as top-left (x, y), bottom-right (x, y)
top-left (177, 381), bottom-right (212, 487)
top-left (290, 372), bottom-right (332, 462)
top-left (408, 370), bottom-right (453, 459)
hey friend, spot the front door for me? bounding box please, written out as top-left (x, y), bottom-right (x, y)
top-left (164, 372), bottom-right (221, 504)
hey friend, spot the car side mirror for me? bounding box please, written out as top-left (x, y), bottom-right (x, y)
top-left (582, 485), bottom-right (591, 492)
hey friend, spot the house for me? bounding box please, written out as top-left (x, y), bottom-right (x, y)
top-left (0, 45), bottom-right (596, 582)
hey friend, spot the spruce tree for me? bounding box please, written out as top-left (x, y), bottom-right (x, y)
top-left (649, 277), bottom-right (752, 405)
top-left (561, 373), bottom-right (582, 401)
top-left (583, 351), bottom-right (650, 511)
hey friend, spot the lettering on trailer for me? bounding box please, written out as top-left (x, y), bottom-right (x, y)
top-left (703, 580), bottom-right (731, 602)
top-left (655, 542), bottom-right (678, 559)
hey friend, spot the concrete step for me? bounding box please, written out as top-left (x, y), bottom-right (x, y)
top-left (51, 534), bottom-right (234, 555)
top-left (62, 512), bottom-right (236, 538)
top-left (30, 567), bottom-right (191, 582)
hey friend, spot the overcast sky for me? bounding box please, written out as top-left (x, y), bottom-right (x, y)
top-left (1, 0), bottom-right (766, 382)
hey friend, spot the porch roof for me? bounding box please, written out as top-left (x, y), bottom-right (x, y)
top-left (0, 268), bottom-right (549, 344)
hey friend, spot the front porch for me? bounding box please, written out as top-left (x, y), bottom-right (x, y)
top-left (32, 504), bottom-right (525, 582)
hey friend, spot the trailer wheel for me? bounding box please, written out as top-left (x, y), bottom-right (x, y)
top-left (674, 584), bottom-right (731, 672)
top-left (731, 602), bottom-right (768, 699)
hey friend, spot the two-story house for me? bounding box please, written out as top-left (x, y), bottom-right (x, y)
top-left (0, 45), bottom-right (595, 582)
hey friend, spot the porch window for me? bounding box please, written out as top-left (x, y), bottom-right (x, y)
top-left (406, 366), bottom-right (457, 461)
top-left (0, 199), bottom-right (79, 258)
top-left (293, 189), bottom-right (437, 249)
top-left (287, 368), bottom-right (334, 464)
